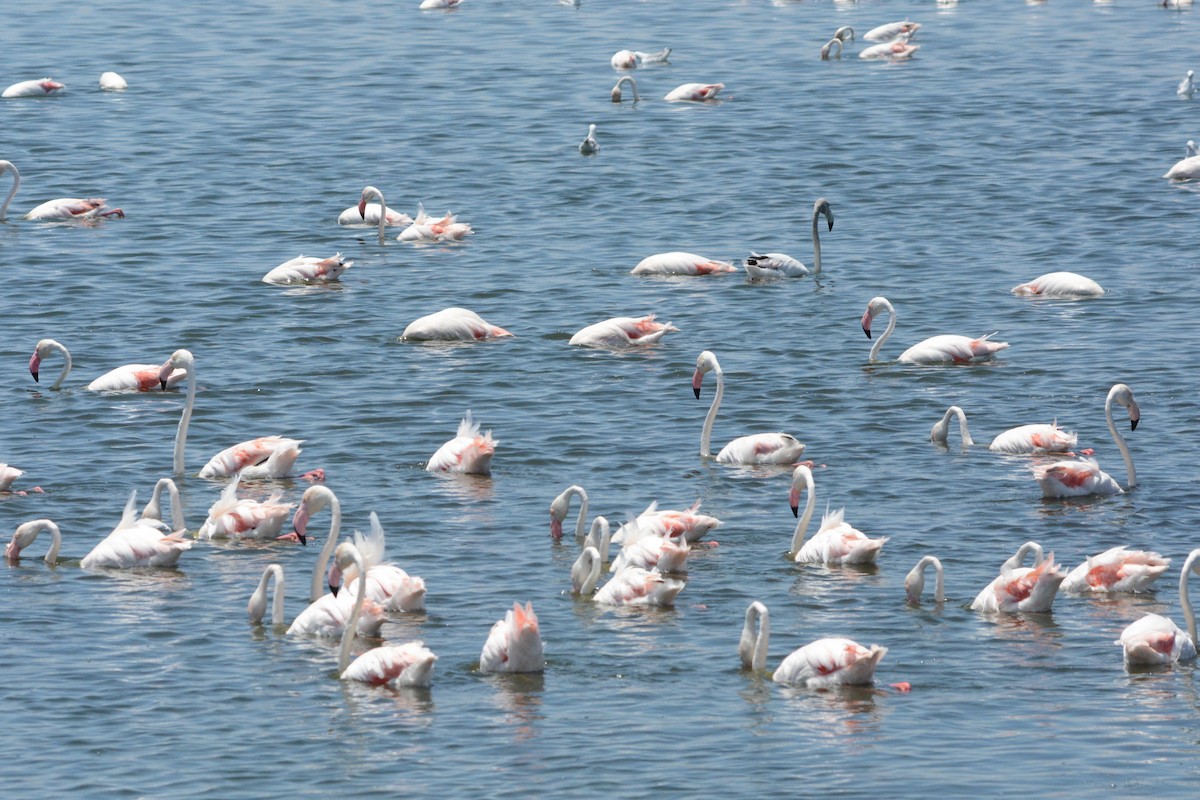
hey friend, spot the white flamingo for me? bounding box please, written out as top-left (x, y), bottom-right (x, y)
top-left (572, 546), bottom-right (602, 595)
top-left (80, 491), bottom-right (192, 570)
top-left (864, 20), bottom-right (920, 41)
top-left (664, 83), bottom-right (724, 102)
top-left (425, 412), bottom-right (497, 475)
top-left (196, 475), bottom-right (293, 540)
top-left (549, 484), bottom-right (589, 540)
top-left (4, 519), bottom-right (63, 564)
top-left (1011, 272), bottom-right (1104, 298)
top-left (744, 198), bottom-right (833, 279)
top-left (593, 567), bottom-right (685, 607)
top-left (29, 338), bottom-right (186, 392)
top-left (905, 556), bottom-right (945, 604)
top-left (262, 254), bottom-right (352, 285)
top-left (247, 564), bottom-right (287, 625)
top-left (1163, 141), bottom-right (1200, 180)
top-left (3, 78), bottom-right (65, 98)
top-left (339, 512), bottom-right (427, 612)
top-left (611, 75), bottom-right (640, 103)
top-left (0, 161), bottom-right (122, 221)
top-left (861, 296), bottom-right (1009, 364)
top-left (337, 185), bottom-right (412, 235)
top-left (99, 72), bottom-right (127, 91)
top-left (693, 350), bottom-right (806, 465)
top-left (929, 405), bottom-right (1078, 455)
top-left (787, 464), bottom-right (887, 564)
top-left (480, 601), bottom-right (545, 673)
top-left (569, 314), bottom-right (679, 348)
top-left (1062, 546), bottom-right (1170, 594)
top-left (739, 601), bottom-right (887, 688)
top-left (401, 307), bottom-right (513, 341)
top-left (1116, 549), bottom-right (1200, 666)
top-left (631, 251), bottom-right (737, 276)
top-left (1032, 383), bottom-right (1138, 498)
top-left (140, 477), bottom-right (187, 532)
top-left (971, 542), bottom-right (1066, 613)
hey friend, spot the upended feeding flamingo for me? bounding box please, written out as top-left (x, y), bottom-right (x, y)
top-left (426, 411), bottom-right (497, 475)
top-left (262, 253), bottom-right (352, 285)
top-left (396, 203), bottom-right (473, 243)
top-left (788, 464), bottom-right (887, 564)
top-left (401, 307), bottom-right (513, 341)
top-left (4, 519), bottom-right (63, 564)
top-left (611, 500), bottom-right (722, 545)
top-left (0, 160), bottom-right (123, 221)
top-left (2, 78), bottom-right (66, 98)
top-left (861, 296), bottom-right (1010, 364)
top-left (569, 314), bottom-right (679, 348)
top-left (80, 490), bottom-right (192, 570)
top-left (745, 198), bottom-right (834, 279)
top-left (197, 474), bottom-right (293, 540)
top-left (611, 76), bottom-right (640, 103)
top-left (1010, 272), bottom-right (1104, 298)
top-left (480, 601), bottom-right (545, 673)
top-left (693, 350), bottom-right (806, 465)
top-left (664, 83), bottom-right (725, 102)
top-left (970, 541), bottom-right (1066, 613)
top-left (30, 338), bottom-right (187, 392)
top-left (339, 512), bottom-right (427, 612)
top-left (1032, 383), bottom-right (1139, 498)
top-left (631, 251), bottom-right (737, 276)
top-left (929, 405), bottom-right (1078, 454)
top-left (904, 556), bottom-right (945, 604)
top-left (1061, 546), bottom-right (1170, 594)
top-left (739, 601), bottom-right (887, 687)
top-left (1116, 549), bottom-right (1200, 666)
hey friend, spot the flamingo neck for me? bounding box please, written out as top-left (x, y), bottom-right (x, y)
top-left (700, 366), bottom-right (724, 457)
top-left (739, 602), bottom-right (770, 671)
top-left (0, 162), bottom-right (18, 221)
top-left (1180, 550), bottom-right (1199, 649)
top-left (268, 564), bottom-right (286, 625)
top-left (811, 205), bottom-right (823, 273)
top-left (928, 556), bottom-right (945, 602)
top-left (585, 516), bottom-right (611, 562)
top-left (572, 486), bottom-right (589, 540)
top-left (820, 38), bottom-right (842, 61)
top-left (372, 188), bottom-right (387, 244)
top-left (173, 362), bottom-right (195, 476)
top-left (50, 340), bottom-right (71, 391)
top-left (575, 548), bottom-right (601, 594)
top-left (933, 406), bottom-right (973, 447)
top-left (40, 521), bottom-right (62, 565)
top-left (1106, 388), bottom-right (1136, 489)
top-left (869, 301), bottom-right (896, 363)
top-left (337, 551), bottom-right (369, 674)
top-left (310, 493), bottom-right (342, 602)
top-left (165, 480), bottom-right (185, 531)
top-left (1005, 541), bottom-right (1043, 572)
top-left (789, 474), bottom-right (815, 555)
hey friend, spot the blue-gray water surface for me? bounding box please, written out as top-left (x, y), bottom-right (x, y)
top-left (3, 1), bottom-right (1200, 797)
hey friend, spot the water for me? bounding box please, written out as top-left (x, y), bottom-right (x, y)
top-left (2, 1), bottom-right (1200, 796)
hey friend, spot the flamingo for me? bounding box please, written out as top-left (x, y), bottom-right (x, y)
top-left (1163, 141), bottom-right (1200, 180)
top-left (744, 198), bottom-right (833, 279)
top-left (549, 485), bottom-right (589, 540)
top-left (401, 307), bottom-right (513, 341)
top-left (196, 475), bottom-right (293, 540)
top-left (480, 601), bottom-right (545, 673)
top-left (1178, 69), bottom-right (1195, 99)
top-left (80, 491), bottom-right (192, 569)
top-left (788, 464), bottom-right (887, 564)
top-left (611, 50), bottom-right (637, 69)
top-left (1011, 272), bottom-right (1104, 298)
top-left (2, 78), bottom-right (65, 98)
top-left (99, 72), bottom-right (127, 91)
top-left (859, 37), bottom-right (920, 60)
top-left (970, 542), bottom-right (1065, 612)
top-left (905, 556), bottom-right (945, 604)
top-left (611, 75), bottom-right (640, 103)
top-left (4, 519), bottom-right (62, 564)
top-left (739, 601), bottom-right (887, 688)
top-left (0, 464), bottom-right (26, 493)
top-left (929, 405), bottom-right (1078, 454)
top-left (863, 20), bottom-right (920, 41)
top-left (820, 38), bottom-right (843, 60)
top-left (396, 203), bottom-right (473, 242)
top-left (582, 516), bottom-right (613, 562)
top-left (593, 566), bottom-right (685, 607)
top-left (693, 350), bottom-right (806, 464)
top-left (570, 314), bottom-right (679, 347)
top-left (609, 515), bottom-right (689, 575)
top-left (861, 296), bottom-right (1010, 364)
top-left (1062, 546), bottom-right (1170, 594)
top-left (339, 512), bottom-right (427, 611)
top-left (332, 543), bottom-right (438, 687)
top-left (292, 485), bottom-right (343, 600)
top-left (30, 339), bottom-right (187, 392)
top-left (1032, 383), bottom-right (1139, 498)
top-left (419, 0), bottom-right (460, 8)
top-left (579, 124), bottom-right (599, 155)
top-left (141, 477), bottom-right (187, 532)
top-left (611, 501), bottom-right (721, 546)
top-left (247, 564), bottom-right (287, 625)
top-left (833, 26), bottom-right (855, 42)
top-left (337, 186), bottom-right (413, 237)
top-left (1, 163), bottom-right (123, 222)
top-left (426, 411), bottom-right (497, 475)
top-left (159, 348), bottom-right (305, 480)
top-left (1116, 549), bottom-right (1200, 666)
top-left (664, 83), bottom-right (724, 102)
top-left (631, 251), bottom-right (737, 276)
top-left (262, 254), bottom-right (352, 285)
top-left (572, 546), bottom-right (602, 595)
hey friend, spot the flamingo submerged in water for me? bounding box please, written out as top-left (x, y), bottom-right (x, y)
top-left (929, 405), bottom-right (1078, 454)
top-left (262, 254), bottom-right (352, 285)
top-left (29, 339), bottom-right (186, 392)
top-left (4, 519), bottom-right (63, 564)
top-left (80, 491), bottom-right (192, 570)
top-left (970, 541), bottom-right (1066, 613)
top-left (196, 475), bottom-right (293, 540)
top-left (611, 76), bottom-right (640, 103)
top-left (480, 601), bottom-right (545, 673)
top-left (1010, 272), bottom-right (1104, 298)
top-left (401, 307), bottom-right (513, 341)
top-left (631, 251), bottom-right (737, 276)
top-left (593, 566), bottom-right (685, 607)
top-left (1061, 546), bottom-right (1170, 594)
top-left (569, 314), bottom-right (678, 348)
top-left (861, 296), bottom-right (1010, 364)
top-left (1032, 383), bottom-right (1139, 498)
top-left (905, 556), bottom-right (945, 604)
top-left (693, 350), bottom-right (806, 465)
top-left (1163, 141), bottom-right (1200, 181)
top-left (1116, 549), bottom-right (1200, 666)
top-left (664, 83), bottom-right (725, 102)
top-left (0, 160), bottom-right (123, 221)
top-left (787, 464), bottom-right (887, 564)
top-left (426, 412), bottom-right (497, 475)
top-left (2, 78), bottom-right (65, 98)
top-left (744, 198), bottom-right (833, 279)
top-left (338, 512), bottom-right (427, 612)
top-left (739, 601), bottom-right (887, 688)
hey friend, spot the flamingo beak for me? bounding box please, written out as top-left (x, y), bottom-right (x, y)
top-left (861, 309), bottom-right (873, 339)
top-left (290, 506), bottom-right (309, 546)
top-left (550, 515), bottom-right (563, 540)
top-left (29, 353), bottom-right (40, 382)
top-left (1129, 401), bottom-right (1140, 431)
top-left (692, 371), bottom-right (703, 399)
top-left (157, 358), bottom-right (175, 390)
top-left (357, 198), bottom-right (368, 219)
top-left (789, 487), bottom-right (800, 518)
top-left (328, 562), bottom-right (342, 597)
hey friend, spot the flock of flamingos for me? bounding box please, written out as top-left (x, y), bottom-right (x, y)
top-left (3, 12), bottom-right (1200, 692)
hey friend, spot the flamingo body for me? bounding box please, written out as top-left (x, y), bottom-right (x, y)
top-left (971, 553), bottom-right (1066, 613)
top-left (1118, 614), bottom-right (1196, 665)
top-left (25, 198), bottom-right (124, 220)
top-left (1163, 154), bottom-right (1200, 181)
top-left (337, 203), bottom-right (411, 226)
top-left (197, 477), bottom-right (293, 540)
top-left (87, 363), bottom-right (186, 392)
top-left (1011, 272), bottom-right (1104, 298)
top-left (341, 642), bottom-right (438, 687)
top-left (99, 72), bottom-right (127, 91)
top-left (859, 39), bottom-right (920, 60)
top-left (402, 307), bottom-right (513, 341)
top-left (262, 254), bottom-right (352, 285)
top-left (287, 591), bottom-right (386, 638)
top-left (631, 251), bottom-right (737, 276)
top-left (81, 493), bottom-right (192, 569)
top-left (569, 314), bottom-right (678, 347)
top-left (744, 252), bottom-right (807, 278)
top-left (199, 436), bottom-right (303, 480)
top-left (341, 513), bottom-right (427, 611)
top-left (664, 83), bottom-right (724, 102)
top-left (0, 465), bottom-right (25, 492)
top-left (593, 567), bottom-right (684, 606)
top-left (864, 21), bottom-right (920, 41)
top-left (794, 508), bottom-right (888, 565)
top-left (612, 500), bottom-right (722, 545)
top-left (426, 412), bottom-right (496, 475)
top-left (772, 638), bottom-right (889, 688)
top-left (862, 296), bottom-right (1009, 364)
top-left (480, 601), bottom-right (545, 673)
top-left (3, 79), bottom-right (65, 98)
top-left (989, 423), bottom-right (1076, 454)
top-left (1062, 546), bottom-right (1170, 594)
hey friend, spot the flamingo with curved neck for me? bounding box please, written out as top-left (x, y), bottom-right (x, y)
top-left (745, 198), bottom-right (833, 279)
top-left (291, 485), bottom-right (343, 602)
top-left (861, 296), bottom-right (1010, 364)
top-left (141, 477), bottom-right (186, 531)
top-left (611, 75), bottom-right (640, 103)
top-left (247, 564), bottom-right (286, 625)
top-left (819, 38), bottom-right (843, 60)
top-left (0, 160), bottom-right (20, 220)
top-left (833, 26), bottom-right (855, 42)
top-left (738, 600), bottom-right (887, 687)
top-left (160, 349), bottom-right (196, 475)
top-left (31, 339), bottom-right (185, 392)
top-left (971, 541), bottom-right (1065, 613)
top-left (787, 464), bottom-right (887, 564)
top-left (1033, 383), bottom-right (1138, 497)
top-left (905, 556), bottom-right (945, 604)
top-left (583, 515), bottom-right (612, 563)
top-left (29, 339), bottom-right (71, 390)
top-left (930, 406), bottom-right (974, 448)
top-left (572, 546), bottom-right (602, 595)
top-left (1117, 549), bottom-right (1200, 666)
top-left (693, 350), bottom-right (805, 464)
top-left (549, 484), bottom-right (588, 540)
top-left (4, 519), bottom-right (63, 564)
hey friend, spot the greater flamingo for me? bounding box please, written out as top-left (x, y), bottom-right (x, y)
top-left (609, 516), bottom-right (689, 575)
top-left (291, 485), bottom-right (343, 600)
top-left (339, 512), bottom-right (427, 612)
top-left (693, 350), bottom-right (806, 465)
top-left (0, 161), bottom-right (122, 221)
top-left (579, 124), bottom-right (599, 155)
top-left (833, 26), bottom-right (855, 42)
top-left (611, 76), bottom-right (640, 103)
top-left (572, 546), bottom-right (602, 595)
top-left (247, 564), bottom-right (287, 625)
top-left (0, 465), bottom-right (26, 493)
top-left (396, 203), bottom-right (472, 243)
top-left (593, 566), bottom-right (685, 607)
top-left (262, 254), bottom-right (352, 285)
top-left (1011, 272), bottom-right (1104, 298)
top-left (2, 79), bottom-right (65, 98)
top-left (1032, 383), bottom-right (1139, 498)
top-left (859, 38), bottom-right (919, 60)
top-left (426, 412), bottom-right (497, 475)
top-left (1163, 141), bottom-right (1200, 180)
top-left (970, 542), bottom-right (1065, 612)
top-left (197, 475), bottom-right (293, 540)
top-left (929, 405), bottom-right (1078, 454)
top-left (1116, 549), bottom-right (1200, 666)
top-left (29, 339), bottom-right (186, 392)
top-left (630, 251), bottom-right (737, 276)
top-left (141, 477), bottom-right (187, 532)
top-left (611, 501), bottom-right (720, 545)
top-left (820, 38), bottom-right (843, 60)
top-left (4, 519), bottom-right (62, 564)
top-left (863, 20), bottom-right (920, 41)
top-left (744, 197), bottom-right (833, 279)
top-left (788, 464), bottom-right (887, 564)
top-left (549, 484), bottom-right (589, 540)
top-left (664, 83), bottom-right (724, 102)
top-left (570, 314), bottom-right (679, 347)
top-left (333, 542), bottom-right (438, 687)
top-left (480, 601), bottom-right (545, 673)
top-left (1062, 546), bottom-right (1170, 594)
top-left (99, 72), bottom-right (127, 91)
top-left (80, 491), bottom-right (192, 569)
top-left (905, 556), bottom-right (945, 604)
top-left (739, 601), bottom-right (887, 687)
top-left (401, 308), bottom-right (513, 341)
top-left (861, 296), bottom-right (1010, 364)
top-left (338, 186), bottom-right (413, 236)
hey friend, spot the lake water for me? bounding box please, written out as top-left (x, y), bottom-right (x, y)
top-left (3, 0), bottom-right (1200, 796)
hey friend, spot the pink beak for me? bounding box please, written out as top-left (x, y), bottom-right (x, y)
top-left (29, 353), bottom-right (41, 382)
top-left (692, 370), bottom-right (704, 399)
top-left (861, 309), bottom-right (873, 339)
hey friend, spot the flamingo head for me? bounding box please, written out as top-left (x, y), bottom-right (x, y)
top-left (159, 349), bottom-right (193, 390)
top-left (788, 463), bottom-right (813, 517)
top-left (862, 297), bottom-right (889, 339)
top-left (357, 185), bottom-right (383, 220)
top-left (28, 352), bottom-right (40, 382)
top-left (4, 525), bottom-right (36, 560)
top-left (548, 486), bottom-right (578, 539)
top-left (815, 198), bottom-right (834, 231)
top-left (1111, 384), bottom-right (1140, 431)
top-left (40, 80), bottom-right (64, 92)
top-left (693, 350), bottom-right (718, 398)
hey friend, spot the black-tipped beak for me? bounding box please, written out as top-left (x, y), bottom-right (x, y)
top-left (31, 371), bottom-right (39, 383)
top-left (863, 325), bottom-right (872, 340)
top-left (791, 505), bottom-right (799, 518)
top-left (1130, 419), bottom-right (1138, 431)
top-left (329, 584), bottom-right (339, 597)
top-left (296, 528), bottom-right (307, 546)
top-left (159, 379), bottom-right (168, 390)
top-left (693, 387), bottom-right (701, 399)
